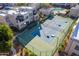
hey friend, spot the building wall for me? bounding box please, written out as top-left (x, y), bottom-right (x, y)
top-left (6, 14), bottom-right (17, 27)
top-left (54, 50), bottom-right (59, 56)
top-left (69, 9), bottom-right (79, 17)
top-left (65, 38), bottom-right (73, 53)
top-left (0, 16), bottom-right (6, 23)
top-left (69, 5), bottom-right (79, 17)
top-left (65, 39), bottom-right (79, 56)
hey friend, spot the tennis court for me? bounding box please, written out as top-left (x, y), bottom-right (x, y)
top-left (16, 15), bottom-right (74, 56)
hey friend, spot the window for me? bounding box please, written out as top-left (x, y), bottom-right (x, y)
top-left (20, 9), bottom-right (23, 12)
top-left (26, 22), bottom-right (29, 25)
top-left (75, 45), bottom-right (79, 51)
top-left (26, 16), bottom-right (28, 19)
top-left (36, 16), bottom-right (38, 20)
top-left (6, 16), bottom-right (13, 26)
top-left (6, 16), bottom-right (10, 22)
top-left (29, 13), bottom-right (33, 16)
top-left (20, 23), bottom-right (26, 28)
top-left (16, 15), bottom-right (24, 22)
top-left (33, 10), bottom-right (36, 15)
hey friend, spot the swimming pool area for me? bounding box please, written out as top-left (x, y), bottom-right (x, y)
top-left (16, 15), bottom-right (74, 56)
top-left (52, 7), bottom-right (63, 11)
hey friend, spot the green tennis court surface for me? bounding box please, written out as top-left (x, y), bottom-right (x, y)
top-left (16, 15), bottom-right (74, 56)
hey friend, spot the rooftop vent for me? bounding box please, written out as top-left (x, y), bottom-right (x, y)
top-left (24, 23), bottom-right (26, 25)
top-left (58, 24), bottom-right (61, 27)
top-left (47, 35), bottom-right (49, 38)
top-left (51, 34), bottom-right (55, 37)
top-left (65, 21), bottom-right (67, 23)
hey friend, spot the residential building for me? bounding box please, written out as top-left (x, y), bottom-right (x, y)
top-left (69, 5), bottom-right (79, 17)
top-left (15, 3), bottom-right (40, 15)
top-left (65, 19), bottom-right (79, 56)
top-left (39, 8), bottom-right (53, 16)
top-left (0, 11), bottom-right (7, 24)
top-left (52, 3), bottom-right (77, 9)
top-left (19, 6), bottom-right (38, 15)
top-left (6, 10), bottom-right (34, 30)
top-left (0, 3), bottom-right (15, 9)
top-left (0, 7), bottom-right (39, 30)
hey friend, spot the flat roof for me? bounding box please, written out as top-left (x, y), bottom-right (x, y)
top-left (0, 13), bottom-right (6, 16)
top-left (8, 10), bottom-right (18, 15)
top-left (16, 15), bottom-right (74, 55)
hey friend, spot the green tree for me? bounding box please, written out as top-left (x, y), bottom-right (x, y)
top-left (0, 23), bottom-right (14, 52)
top-left (40, 3), bottom-right (50, 8)
top-left (16, 3), bottom-right (28, 6)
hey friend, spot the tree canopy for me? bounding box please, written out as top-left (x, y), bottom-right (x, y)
top-left (0, 23), bottom-right (14, 52)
